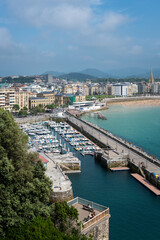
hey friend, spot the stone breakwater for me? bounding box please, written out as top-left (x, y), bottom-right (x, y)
top-left (66, 111), bottom-right (160, 190)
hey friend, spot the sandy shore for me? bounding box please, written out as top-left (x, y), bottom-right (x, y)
top-left (108, 99), bottom-right (160, 106)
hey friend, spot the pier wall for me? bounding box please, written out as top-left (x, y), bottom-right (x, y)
top-left (84, 217), bottom-right (109, 240)
top-left (66, 112), bottom-right (160, 189)
top-left (129, 162), bottom-right (160, 190)
top-left (50, 188), bottom-right (73, 203)
top-left (95, 152), bottom-right (128, 168)
top-left (67, 116), bottom-right (108, 149)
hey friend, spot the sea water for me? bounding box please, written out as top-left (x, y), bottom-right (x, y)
top-left (68, 105), bottom-right (160, 240)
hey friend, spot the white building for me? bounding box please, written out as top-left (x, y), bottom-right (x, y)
top-left (112, 84), bottom-right (128, 97)
top-left (127, 84), bottom-right (138, 96)
top-left (22, 84), bottom-right (47, 93)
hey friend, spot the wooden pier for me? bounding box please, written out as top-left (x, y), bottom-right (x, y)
top-left (131, 173), bottom-right (160, 196)
top-left (110, 167), bottom-right (130, 171)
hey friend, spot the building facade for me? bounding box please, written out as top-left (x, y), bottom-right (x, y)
top-left (37, 92), bottom-right (55, 104)
top-left (15, 88), bottom-right (29, 110)
top-left (0, 88), bottom-right (15, 111)
top-left (29, 97), bottom-right (50, 109)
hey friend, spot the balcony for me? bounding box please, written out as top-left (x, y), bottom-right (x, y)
top-left (68, 197), bottom-right (110, 233)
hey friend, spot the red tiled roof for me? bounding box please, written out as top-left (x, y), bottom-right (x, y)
top-left (39, 154), bottom-right (49, 163)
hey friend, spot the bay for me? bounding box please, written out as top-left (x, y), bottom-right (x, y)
top-left (68, 105), bottom-right (160, 240)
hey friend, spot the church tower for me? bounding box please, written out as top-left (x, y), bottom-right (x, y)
top-left (149, 69), bottom-right (154, 84)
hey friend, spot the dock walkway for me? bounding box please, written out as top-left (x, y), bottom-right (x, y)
top-left (131, 173), bottom-right (160, 195)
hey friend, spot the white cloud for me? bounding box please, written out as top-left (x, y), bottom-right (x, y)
top-left (98, 12), bottom-right (130, 31)
top-left (6, 0), bottom-right (129, 33)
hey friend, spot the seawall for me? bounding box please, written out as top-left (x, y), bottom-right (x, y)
top-left (66, 111), bottom-right (160, 190)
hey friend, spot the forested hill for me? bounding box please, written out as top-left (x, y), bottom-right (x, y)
top-left (59, 72), bottom-right (96, 81)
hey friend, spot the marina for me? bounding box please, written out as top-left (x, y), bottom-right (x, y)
top-left (20, 119), bottom-right (102, 201)
top-left (47, 121), bottom-right (101, 156)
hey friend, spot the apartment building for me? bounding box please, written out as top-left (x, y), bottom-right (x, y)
top-left (127, 84), bottom-right (138, 96)
top-left (112, 84), bottom-right (128, 96)
top-left (89, 85), bottom-right (99, 95)
top-left (15, 88), bottom-right (29, 110)
top-left (0, 88), bottom-right (15, 111)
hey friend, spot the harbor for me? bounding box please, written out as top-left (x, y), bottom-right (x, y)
top-left (66, 111), bottom-right (160, 193)
top-left (20, 119), bottom-right (102, 202)
top-left (18, 107), bottom-right (160, 240)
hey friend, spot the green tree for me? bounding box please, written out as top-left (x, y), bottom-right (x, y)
top-left (0, 109), bottom-right (52, 237)
top-left (12, 104), bottom-right (20, 112)
top-left (30, 105), bottom-right (45, 115)
top-left (4, 216), bottom-right (91, 240)
top-left (18, 109), bottom-right (28, 116)
top-left (23, 106), bottom-right (28, 111)
top-left (49, 202), bottom-right (79, 233)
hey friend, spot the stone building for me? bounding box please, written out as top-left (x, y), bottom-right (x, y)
top-left (37, 91), bottom-right (55, 104)
top-left (75, 94), bottom-right (86, 102)
top-left (55, 94), bottom-right (64, 105)
top-left (29, 97), bottom-right (50, 109)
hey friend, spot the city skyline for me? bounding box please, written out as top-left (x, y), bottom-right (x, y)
top-left (1, 0), bottom-right (160, 76)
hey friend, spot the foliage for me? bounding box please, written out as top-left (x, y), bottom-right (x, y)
top-left (86, 95), bottom-right (114, 101)
top-left (2, 76), bottom-right (35, 84)
top-left (0, 109), bottom-right (52, 237)
top-left (18, 107), bottom-right (28, 116)
top-left (0, 109), bottom-right (92, 240)
top-left (46, 104), bottom-right (59, 109)
top-left (59, 72), bottom-right (96, 81)
top-left (23, 106), bottom-right (28, 111)
top-left (30, 105), bottom-right (45, 115)
top-left (12, 104), bottom-right (20, 111)
top-left (4, 216), bottom-right (91, 240)
top-left (49, 202), bottom-right (79, 233)
top-left (91, 77), bottom-right (160, 83)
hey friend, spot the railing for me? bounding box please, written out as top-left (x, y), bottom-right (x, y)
top-left (82, 209), bottom-right (109, 232)
top-left (67, 197), bottom-right (108, 212)
top-left (67, 197), bottom-right (110, 232)
top-left (67, 197), bottom-right (78, 206)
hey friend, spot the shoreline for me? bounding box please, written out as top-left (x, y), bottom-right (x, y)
top-left (105, 97), bottom-right (160, 107)
top-left (108, 99), bottom-right (160, 107)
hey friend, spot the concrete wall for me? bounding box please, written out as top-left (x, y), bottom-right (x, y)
top-left (50, 188), bottom-right (73, 203)
top-left (84, 218), bottom-right (109, 240)
top-left (129, 161), bottom-right (160, 190)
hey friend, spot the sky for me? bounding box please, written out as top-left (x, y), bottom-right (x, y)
top-left (0, 0), bottom-right (160, 76)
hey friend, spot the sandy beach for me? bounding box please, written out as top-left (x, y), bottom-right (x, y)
top-left (108, 99), bottom-right (160, 107)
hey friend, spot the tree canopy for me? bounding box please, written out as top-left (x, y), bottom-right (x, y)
top-left (0, 109), bottom-right (52, 237)
top-left (0, 109), bottom-right (91, 240)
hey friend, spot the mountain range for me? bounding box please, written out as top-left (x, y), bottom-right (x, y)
top-left (42, 68), bottom-right (160, 80)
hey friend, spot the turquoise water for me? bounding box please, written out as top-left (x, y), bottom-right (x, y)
top-left (82, 105), bottom-right (160, 159)
top-left (68, 105), bottom-right (160, 240)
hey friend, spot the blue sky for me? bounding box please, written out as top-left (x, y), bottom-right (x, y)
top-left (0, 0), bottom-right (160, 76)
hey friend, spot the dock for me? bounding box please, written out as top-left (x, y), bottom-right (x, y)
top-left (131, 173), bottom-right (160, 196)
top-left (110, 167), bottom-right (130, 171)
